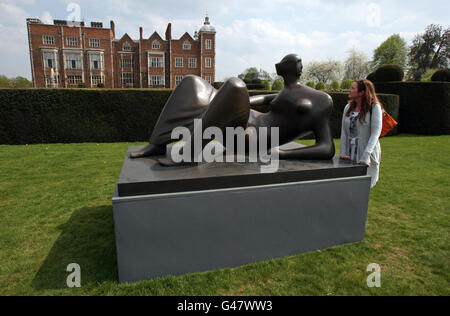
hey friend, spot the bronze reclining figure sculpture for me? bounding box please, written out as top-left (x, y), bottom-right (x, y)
top-left (131, 54), bottom-right (335, 165)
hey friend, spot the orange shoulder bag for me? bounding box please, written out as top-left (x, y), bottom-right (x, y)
top-left (380, 109), bottom-right (398, 137)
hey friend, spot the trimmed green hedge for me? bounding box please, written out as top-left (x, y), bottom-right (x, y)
top-left (0, 89), bottom-right (171, 145)
top-left (374, 82), bottom-right (450, 135)
top-left (329, 92), bottom-right (400, 138)
top-left (250, 90), bottom-right (399, 138)
top-left (0, 88), bottom-right (399, 144)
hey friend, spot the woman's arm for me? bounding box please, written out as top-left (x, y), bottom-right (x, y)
top-left (360, 103), bottom-right (383, 164)
top-left (340, 105), bottom-right (349, 159)
top-left (249, 94), bottom-right (277, 107)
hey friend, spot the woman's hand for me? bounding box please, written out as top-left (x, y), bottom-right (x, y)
top-left (358, 161), bottom-right (372, 167)
top-left (340, 155), bottom-right (351, 160)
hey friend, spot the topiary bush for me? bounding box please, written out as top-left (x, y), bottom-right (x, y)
top-left (245, 78), bottom-right (265, 90)
top-left (371, 64), bottom-right (404, 82)
top-left (329, 81), bottom-right (340, 91)
top-left (315, 82), bottom-right (326, 90)
top-left (366, 72), bottom-right (377, 83)
top-left (213, 82), bottom-right (224, 89)
top-left (341, 79), bottom-right (353, 90)
top-left (431, 69), bottom-right (450, 82)
top-left (306, 81), bottom-right (316, 89)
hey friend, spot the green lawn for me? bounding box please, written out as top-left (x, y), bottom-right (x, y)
top-left (0, 136), bottom-right (449, 296)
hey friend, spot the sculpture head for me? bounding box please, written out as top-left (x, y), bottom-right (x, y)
top-left (276, 54), bottom-right (303, 78)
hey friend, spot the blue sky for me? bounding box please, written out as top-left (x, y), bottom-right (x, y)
top-left (0, 0), bottom-right (449, 81)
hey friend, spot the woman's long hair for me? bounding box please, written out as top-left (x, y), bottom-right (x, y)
top-left (346, 79), bottom-right (383, 123)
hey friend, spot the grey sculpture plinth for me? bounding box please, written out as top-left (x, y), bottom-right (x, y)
top-left (113, 147), bottom-right (371, 284)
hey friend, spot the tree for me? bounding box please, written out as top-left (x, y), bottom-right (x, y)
top-left (0, 75), bottom-right (13, 88)
top-left (238, 67), bottom-right (272, 81)
top-left (11, 76), bottom-right (32, 88)
top-left (238, 67), bottom-right (255, 80)
top-left (372, 34), bottom-right (408, 71)
top-left (272, 78), bottom-right (284, 90)
top-left (420, 69), bottom-right (437, 82)
top-left (239, 67), bottom-right (274, 90)
top-left (238, 67), bottom-right (258, 80)
top-left (304, 60), bottom-right (344, 84)
top-left (407, 24), bottom-right (450, 81)
top-left (0, 75), bottom-right (32, 88)
top-left (344, 49), bottom-right (371, 80)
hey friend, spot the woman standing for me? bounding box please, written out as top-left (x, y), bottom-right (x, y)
top-left (340, 80), bottom-right (383, 188)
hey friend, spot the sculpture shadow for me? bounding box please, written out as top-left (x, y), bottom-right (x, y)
top-left (32, 205), bottom-right (118, 290)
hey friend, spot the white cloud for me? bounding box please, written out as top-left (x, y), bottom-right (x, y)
top-left (215, 18), bottom-right (366, 80)
top-left (41, 11), bottom-right (53, 24)
top-left (214, 11), bottom-right (412, 81)
top-left (0, 2), bottom-right (28, 24)
top-left (219, 7), bottom-right (229, 16)
top-left (365, 3), bottom-right (381, 28)
top-left (1, 0), bottom-right (35, 4)
top-left (143, 14), bottom-right (199, 39)
top-left (101, 0), bottom-right (133, 16)
top-left (0, 2), bottom-right (30, 78)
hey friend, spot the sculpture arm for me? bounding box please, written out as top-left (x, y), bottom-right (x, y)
top-left (278, 121), bottom-right (335, 160)
top-left (249, 94), bottom-right (277, 107)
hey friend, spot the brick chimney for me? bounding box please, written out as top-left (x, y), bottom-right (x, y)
top-left (110, 20), bottom-right (115, 38)
top-left (165, 23), bottom-right (172, 41)
top-left (140, 27), bottom-right (143, 40)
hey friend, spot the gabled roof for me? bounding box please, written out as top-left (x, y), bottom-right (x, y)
top-left (118, 33), bottom-right (135, 46)
top-left (148, 31), bottom-right (164, 42)
top-left (178, 32), bottom-right (195, 42)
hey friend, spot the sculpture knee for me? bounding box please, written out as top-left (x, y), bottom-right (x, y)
top-left (321, 142), bottom-right (336, 160)
top-left (314, 138), bottom-right (335, 159)
top-left (223, 77), bottom-right (246, 91)
top-left (179, 75), bottom-right (198, 86)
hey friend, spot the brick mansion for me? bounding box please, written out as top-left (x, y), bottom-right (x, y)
top-left (26, 15), bottom-right (216, 88)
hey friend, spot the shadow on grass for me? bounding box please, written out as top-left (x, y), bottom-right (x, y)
top-left (32, 205), bottom-right (118, 290)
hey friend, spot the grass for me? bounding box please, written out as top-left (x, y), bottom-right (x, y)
top-left (0, 135), bottom-right (449, 296)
